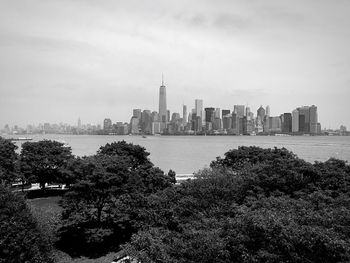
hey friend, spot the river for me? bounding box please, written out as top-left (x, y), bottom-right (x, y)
top-left (8, 134), bottom-right (350, 174)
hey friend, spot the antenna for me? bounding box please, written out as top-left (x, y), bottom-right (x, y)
top-left (162, 73), bottom-right (164, 86)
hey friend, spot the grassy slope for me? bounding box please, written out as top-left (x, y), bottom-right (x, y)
top-left (27, 197), bottom-right (120, 263)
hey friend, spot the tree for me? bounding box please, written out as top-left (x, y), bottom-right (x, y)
top-left (121, 147), bottom-right (350, 262)
top-left (0, 137), bottom-right (18, 185)
top-left (20, 140), bottom-right (73, 189)
top-left (0, 185), bottom-right (54, 263)
top-left (97, 140), bottom-right (151, 168)
top-left (58, 142), bottom-right (175, 257)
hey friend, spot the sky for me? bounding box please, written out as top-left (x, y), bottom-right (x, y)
top-left (0, 0), bottom-right (350, 129)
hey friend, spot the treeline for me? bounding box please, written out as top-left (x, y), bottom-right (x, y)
top-left (1, 136), bottom-right (350, 262)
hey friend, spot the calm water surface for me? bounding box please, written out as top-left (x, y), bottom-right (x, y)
top-left (11, 135), bottom-right (350, 174)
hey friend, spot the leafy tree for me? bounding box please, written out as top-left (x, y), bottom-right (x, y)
top-left (121, 146), bottom-right (350, 262)
top-left (20, 140), bottom-right (73, 189)
top-left (0, 185), bottom-right (54, 263)
top-left (58, 142), bottom-right (175, 257)
top-left (97, 140), bottom-right (151, 167)
top-left (0, 137), bottom-right (18, 185)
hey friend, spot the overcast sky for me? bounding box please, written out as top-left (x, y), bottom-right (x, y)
top-left (1, 0), bottom-right (349, 129)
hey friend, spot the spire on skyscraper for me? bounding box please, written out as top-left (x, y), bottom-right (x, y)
top-left (161, 73), bottom-right (164, 86)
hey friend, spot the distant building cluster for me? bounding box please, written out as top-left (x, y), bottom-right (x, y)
top-left (1, 79), bottom-right (349, 136)
top-left (1, 120), bottom-right (102, 135)
top-left (115, 79), bottom-right (325, 136)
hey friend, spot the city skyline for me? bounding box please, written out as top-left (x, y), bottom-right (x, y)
top-left (1, 1), bottom-right (350, 129)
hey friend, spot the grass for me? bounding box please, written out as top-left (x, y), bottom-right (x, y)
top-left (27, 196), bottom-right (121, 263)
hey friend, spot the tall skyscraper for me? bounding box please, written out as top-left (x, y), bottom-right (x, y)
top-left (222, 109), bottom-right (230, 117)
top-left (182, 104), bottom-right (187, 124)
top-left (234, 105), bottom-right (245, 117)
top-left (298, 106), bottom-right (310, 133)
top-left (214, 108), bottom-right (221, 119)
top-left (266, 105), bottom-right (270, 117)
top-left (159, 76), bottom-right (167, 123)
top-left (133, 109), bottom-right (142, 119)
top-left (309, 105), bottom-right (318, 134)
top-left (204, 107), bottom-right (215, 123)
top-left (103, 118), bottom-right (112, 131)
top-left (292, 109), bottom-right (299, 132)
top-left (195, 99), bottom-right (203, 122)
top-left (257, 106), bottom-right (265, 121)
top-left (282, 113), bottom-right (292, 133)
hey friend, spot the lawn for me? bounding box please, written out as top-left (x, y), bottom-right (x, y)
top-left (27, 196), bottom-right (120, 263)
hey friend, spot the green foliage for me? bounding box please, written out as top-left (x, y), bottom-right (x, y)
top-left (58, 141), bottom-right (175, 257)
top-left (0, 185), bottom-right (54, 263)
top-left (0, 137), bottom-right (18, 185)
top-left (97, 140), bottom-right (151, 167)
top-left (122, 146), bottom-right (350, 263)
top-left (20, 140), bottom-right (73, 189)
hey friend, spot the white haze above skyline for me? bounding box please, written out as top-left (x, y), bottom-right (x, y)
top-left (1, 0), bottom-right (350, 129)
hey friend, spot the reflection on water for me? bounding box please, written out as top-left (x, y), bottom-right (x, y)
top-left (9, 134), bottom-right (350, 174)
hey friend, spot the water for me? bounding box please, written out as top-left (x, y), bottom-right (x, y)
top-left (9, 135), bottom-right (350, 174)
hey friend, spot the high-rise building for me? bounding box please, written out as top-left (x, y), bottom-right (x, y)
top-left (222, 109), bottom-right (230, 117)
top-left (292, 109), bottom-right (299, 132)
top-left (222, 114), bottom-right (232, 130)
top-left (282, 113), bottom-right (292, 133)
top-left (266, 105), bottom-right (270, 117)
top-left (103, 118), bottom-right (112, 131)
top-left (214, 108), bottom-right (220, 119)
top-left (270, 116), bottom-right (281, 132)
top-left (257, 106), bottom-right (265, 121)
top-left (298, 106), bottom-right (310, 133)
top-left (182, 105), bottom-right (187, 124)
top-left (234, 105), bottom-right (245, 118)
top-left (195, 99), bottom-right (203, 123)
top-left (309, 105), bottom-right (318, 134)
top-left (130, 117), bottom-right (140, 134)
top-left (204, 107), bottom-right (215, 123)
top-left (245, 107), bottom-right (251, 118)
top-left (141, 110), bottom-right (152, 134)
top-left (133, 109), bottom-right (142, 119)
top-left (151, 111), bottom-right (159, 122)
top-left (158, 76), bottom-right (167, 123)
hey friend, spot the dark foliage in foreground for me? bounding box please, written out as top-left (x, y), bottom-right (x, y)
top-left (57, 141), bottom-right (175, 257)
top-left (122, 146), bottom-right (350, 263)
top-left (0, 137), bottom-right (18, 185)
top-left (0, 185), bottom-right (54, 263)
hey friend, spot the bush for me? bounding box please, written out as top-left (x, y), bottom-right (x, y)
top-left (0, 185), bottom-right (54, 263)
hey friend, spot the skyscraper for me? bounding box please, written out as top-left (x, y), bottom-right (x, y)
top-left (159, 76), bottom-right (167, 123)
top-left (195, 99), bottom-right (203, 123)
top-left (133, 109), bottom-right (142, 119)
top-left (204, 107), bottom-right (215, 123)
top-left (234, 105), bottom-right (245, 117)
top-left (292, 109), bottom-right (299, 132)
top-left (257, 106), bottom-right (265, 121)
top-left (266, 105), bottom-right (270, 117)
top-left (309, 105), bottom-right (318, 134)
top-left (298, 106), bottom-right (310, 133)
top-left (222, 109), bottom-right (230, 117)
top-left (182, 104), bottom-right (187, 124)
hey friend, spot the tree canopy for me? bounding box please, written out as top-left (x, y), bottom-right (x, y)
top-left (20, 140), bottom-right (73, 189)
top-left (121, 146), bottom-right (350, 263)
top-left (58, 141), bottom-right (175, 257)
top-left (0, 137), bottom-right (18, 185)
